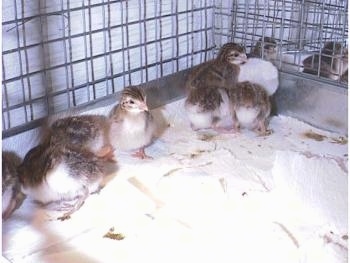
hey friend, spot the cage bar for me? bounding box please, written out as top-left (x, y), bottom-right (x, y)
top-left (1, 0), bottom-right (347, 137)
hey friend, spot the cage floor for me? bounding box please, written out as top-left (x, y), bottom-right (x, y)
top-left (2, 98), bottom-right (348, 263)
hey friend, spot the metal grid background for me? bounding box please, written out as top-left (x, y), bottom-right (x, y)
top-left (2, 0), bottom-right (215, 137)
top-left (215, 0), bottom-right (348, 79)
top-left (2, 0), bottom-right (348, 137)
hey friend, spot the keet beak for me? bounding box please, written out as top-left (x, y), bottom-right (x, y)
top-left (140, 102), bottom-right (149, 112)
top-left (238, 54), bottom-right (248, 64)
top-left (241, 54), bottom-right (248, 62)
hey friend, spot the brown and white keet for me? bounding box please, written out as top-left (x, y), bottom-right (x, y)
top-left (303, 41), bottom-right (348, 81)
top-left (185, 42), bottom-right (247, 131)
top-left (48, 114), bottom-right (115, 162)
top-left (17, 141), bottom-right (110, 221)
top-left (227, 81), bottom-right (272, 136)
top-left (108, 86), bottom-right (156, 159)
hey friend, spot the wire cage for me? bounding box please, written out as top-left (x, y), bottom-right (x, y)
top-left (2, 0), bottom-right (348, 138)
top-left (215, 0), bottom-right (348, 78)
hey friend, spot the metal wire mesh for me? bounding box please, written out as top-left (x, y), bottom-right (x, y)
top-left (2, 0), bottom-right (348, 137)
top-left (214, 0), bottom-right (348, 81)
top-left (2, 0), bottom-right (215, 137)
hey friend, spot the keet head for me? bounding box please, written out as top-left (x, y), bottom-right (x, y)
top-left (261, 37), bottom-right (277, 55)
top-left (217, 42), bottom-right (247, 65)
top-left (323, 41), bottom-right (343, 54)
top-left (251, 37), bottom-right (278, 60)
top-left (120, 86), bottom-right (149, 113)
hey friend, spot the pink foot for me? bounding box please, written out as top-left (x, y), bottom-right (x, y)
top-left (213, 125), bottom-right (240, 134)
top-left (254, 122), bottom-right (273, 136)
top-left (97, 145), bottom-right (117, 163)
top-left (131, 148), bottom-right (153, 159)
top-left (256, 128), bottom-right (273, 137)
top-left (57, 189), bottom-right (88, 221)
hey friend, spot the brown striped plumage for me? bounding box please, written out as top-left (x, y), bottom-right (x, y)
top-left (227, 81), bottom-right (271, 135)
top-left (51, 115), bottom-right (109, 145)
top-left (17, 140), bottom-right (110, 220)
top-left (17, 107), bottom-right (119, 220)
top-left (17, 142), bottom-right (105, 188)
top-left (48, 114), bottom-right (115, 162)
top-left (185, 42), bottom-right (247, 130)
top-left (109, 86), bottom-right (149, 117)
top-left (216, 42), bottom-right (247, 64)
top-left (186, 42), bottom-right (247, 111)
top-left (121, 86), bottom-right (146, 108)
top-left (185, 43), bottom-right (246, 89)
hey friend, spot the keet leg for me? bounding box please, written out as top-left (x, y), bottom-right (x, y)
top-left (131, 147), bottom-right (153, 159)
top-left (2, 199), bottom-right (17, 220)
top-left (96, 145), bottom-right (116, 162)
top-left (255, 120), bottom-right (272, 136)
top-left (57, 187), bottom-right (89, 221)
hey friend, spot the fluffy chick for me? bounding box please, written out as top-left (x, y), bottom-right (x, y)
top-left (49, 114), bottom-right (115, 162)
top-left (303, 41), bottom-right (348, 81)
top-left (17, 141), bottom-right (110, 221)
top-left (185, 42), bottom-right (247, 130)
top-left (227, 81), bottom-right (271, 136)
top-left (108, 86), bottom-right (156, 159)
top-left (238, 57), bottom-right (279, 96)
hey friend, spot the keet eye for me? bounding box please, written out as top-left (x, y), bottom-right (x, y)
top-left (130, 100), bottom-right (135, 104)
top-left (234, 53), bottom-right (239, 57)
